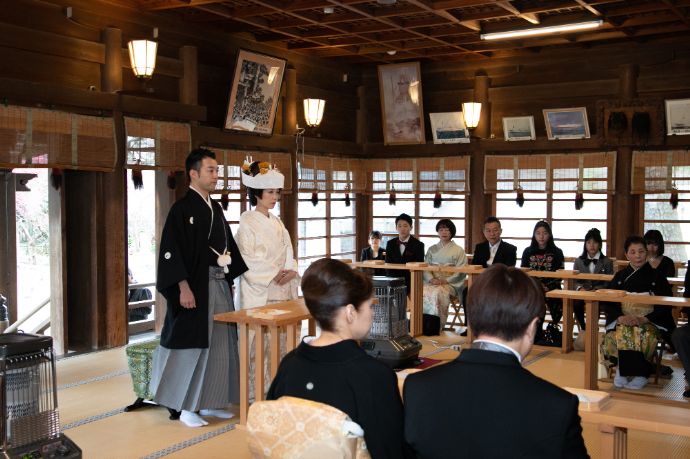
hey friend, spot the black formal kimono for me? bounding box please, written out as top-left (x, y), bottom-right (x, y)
top-left (157, 189), bottom-right (247, 349)
top-left (384, 236), bottom-right (425, 291)
top-left (360, 246), bottom-right (386, 276)
top-left (471, 240), bottom-right (517, 267)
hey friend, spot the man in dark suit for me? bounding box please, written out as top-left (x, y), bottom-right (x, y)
top-left (404, 264), bottom-right (589, 459)
top-left (472, 216), bottom-right (517, 268)
top-left (384, 213), bottom-right (425, 292)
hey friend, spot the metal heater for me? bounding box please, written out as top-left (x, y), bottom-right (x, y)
top-left (360, 276), bottom-right (422, 368)
top-left (0, 333), bottom-right (81, 458)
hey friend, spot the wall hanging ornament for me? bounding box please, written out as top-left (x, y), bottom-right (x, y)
top-left (389, 185), bottom-right (396, 206)
top-left (131, 168), bottom-right (143, 190)
top-left (433, 189), bottom-right (442, 208)
top-left (221, 192), bottom-right (229, 211)
top-left (50, 168), bottom-right (62, 190)
top-left (670, 186), bottom-right (679, 210)
top-left (575, 192), bottom-right (584, 210)
top-left (515, 186), bottom-right (525, 208)
top-left (344, 184), bottom-right (351, 207)
top-left (311, 192), bottom-right (319, 206)
top-left (167, 171), bottom-right (177, 190)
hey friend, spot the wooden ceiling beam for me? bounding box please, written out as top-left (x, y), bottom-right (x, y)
top-left (661, 0), bottom-right (690, 29)
top-left (141, 0), bottom-right (227, 11)
top-left (496, 1), bottom-right (540, 25)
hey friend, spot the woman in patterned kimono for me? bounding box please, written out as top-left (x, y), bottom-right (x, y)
top-left (601, 235), bottom-right (675, 390)
top-left (236, 159), bottom-right (299, 397)
top-left (422, 219), bottom-right (467, 330)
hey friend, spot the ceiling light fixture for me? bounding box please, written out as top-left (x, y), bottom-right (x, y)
top-left (480, 19), bottom-right (602, 41)
top-left (304, 98), bottom-right (326, 127)
top-left (386, 50), bottom-right (397, 55)
top-left (128, 39), bottom-right (158, 79)
top-left (462, 102), bottom-right (482, 130)
top-left (376, 0), bottom-right (397, 5)
top-left (323, 6), bottom-right (334, 14)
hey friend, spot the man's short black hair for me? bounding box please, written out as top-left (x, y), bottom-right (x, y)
top-left (185, 148), bottom-right (216, 181)
top-left (395, 213), bottom-right (413, 226)
top-left (483, 216), bottom-right (501, 228)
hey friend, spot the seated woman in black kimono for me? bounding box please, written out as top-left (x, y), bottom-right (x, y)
top-left (267, 258), bottom-right (409, 459)
top-left (644, 229), bottom-right (676, 278)
top-left (360, 230), bottom-right (386, 276)
top-left (602, 236), bottom-right (675, 390)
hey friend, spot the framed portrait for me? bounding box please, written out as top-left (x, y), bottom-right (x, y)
top-left (502, 116), bottom-right (536, 141)
top-left (665, 98), bottom-right (690, 135)
top-left (224, 49), bottom-right (287, 135)
top-left (543, 107), bottom-right (590, 140)
top-left (429, 112), bottom-right (469, 144)
top-left (378, 62), bottom-right (425, 145)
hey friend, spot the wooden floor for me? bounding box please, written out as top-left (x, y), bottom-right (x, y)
top-left (55, 332), bottom-right (690, 458)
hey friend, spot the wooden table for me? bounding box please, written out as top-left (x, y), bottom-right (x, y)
top-left (546, 290), bottom-right (690, 390)
top-left (214, 299), bottom-right (314, 425)
top-left (579, 397), bottom-right (690, 459)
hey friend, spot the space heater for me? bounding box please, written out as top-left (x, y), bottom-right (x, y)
top-left (0, 333), bottom-right (81, 458)
top-left (360, 276), bottom-right (421, 368)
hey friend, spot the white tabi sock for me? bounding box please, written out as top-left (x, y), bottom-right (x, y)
top-left (199, 408), bottom-right (235, 419)
top-left (180, 410), bottom-right (209, 427)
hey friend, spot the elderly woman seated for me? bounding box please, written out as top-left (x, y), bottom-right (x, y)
top-left (602, 235), bottom-right (676, 390)
top-left (267, 258), bottom-right (409, 459)
top-left (422, 219), bottom-right (467, 334)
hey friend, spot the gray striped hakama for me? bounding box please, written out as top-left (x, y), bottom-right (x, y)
top-left (150, 267), bottom-right (240, 411)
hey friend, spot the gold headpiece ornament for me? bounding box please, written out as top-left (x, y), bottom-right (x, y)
top-left (241, 156), bottom-right (285, 189)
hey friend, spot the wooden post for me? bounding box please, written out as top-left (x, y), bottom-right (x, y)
top-left (356, 85), bottom-right (367, 145)
top-left (49, 182), bottom-right (67, 355)
top-left (101, 27), bottom-right (122, 93)
top-left (469, 73), bottom-right (491, 251)
top-left (283, 68), bottom-right (298, 254)
top-left (611, 64), bottom-right (639, 258)
top-left (0, 171), bottom-right (18, 324)
top-left (179, 46), bottom-right (198, 106)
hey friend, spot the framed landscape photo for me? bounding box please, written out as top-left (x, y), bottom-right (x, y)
top-left (665, 98), bottom-right (690, 135)
top-left (429, 112), bottom-right (469, 144)
top-left (543, 107), bottom-right (590, 140)
top-left (378, 62), bottom-right (425, 145)
top-left (502, 116), bottom-right (535, 141)
top-left (224, 49), bottom-right (287, 135)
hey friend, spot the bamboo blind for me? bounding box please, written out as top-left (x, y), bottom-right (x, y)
top-left (298, 155), bottom-right (366, 193)
top-left (124, 117), bottom-right (191, 170)
top-left (362, 156), bottom-right (470, 194)
top-left (484, 152), bottom-right (616, 194)
top-left (0, 105), bottom-right (116, 171)
top-left (631, 150), bottom-right (690, 194)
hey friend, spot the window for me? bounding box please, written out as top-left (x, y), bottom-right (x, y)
top-left (367, 156), bottom-right (469, 251)
top-left (488, 153), bottom-right (614, 259)
top-left (633, 150), bottom-right (690, 264)
top-left (297, 156), bottom-right (359, 273)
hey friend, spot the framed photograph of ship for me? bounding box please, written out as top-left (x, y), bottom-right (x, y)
top-left (543, 107), bottom-right (590, 140)
top-left (429, 112), bottom-right (470, 144)
top-left (224, 49), bottom-right (286, 135)
top-left (378, 62), bottom-right (425, 145)
top-left (502, 116), bottom-right (535, 141)
top-left (665, 98), bottom-right (690, 135)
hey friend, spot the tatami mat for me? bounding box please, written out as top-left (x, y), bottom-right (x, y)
top-left (52, 337), bottom-right (690, 458)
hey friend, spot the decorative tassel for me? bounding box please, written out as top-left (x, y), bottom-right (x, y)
top-left (670, 189), bottom-right (679, 209)
top-left (345, 193), bottom-right (351, 207)
top-left (389, 187), bottom-right (396, 206)
top-left (50, 168), bottom-right (62, 190)
top-left (311, 192), bottom-right (319, 206)
top-left (433, 190), bottom-right (442, 209)
top-left (515, 187), bottom-right (524, 208)
top-left (221, 192), bottom-right (229, 210)
top-left (167, 171), bottom-right (177, 190)
top-left (575, 192), bottom-right (584, 210)
top-left (132, 168), bottom-right (143, 190)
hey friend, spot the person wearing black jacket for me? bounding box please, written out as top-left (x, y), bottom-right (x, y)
top-left (472, 216), bottom-right (517, 268)
top-left (384, 213), bottom-right (424, 292)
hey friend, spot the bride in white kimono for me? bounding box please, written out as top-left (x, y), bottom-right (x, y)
top-left (236, 159), bottom-right (299, 397)
top-left (423, 219), bottom-right (467, 327)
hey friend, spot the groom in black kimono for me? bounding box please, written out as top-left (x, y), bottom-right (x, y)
top-left (152, 148), bottom-right (248, 427)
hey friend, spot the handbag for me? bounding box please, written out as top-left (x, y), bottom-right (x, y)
top-left (422, 314), bottom-right (441, 336)
top-left (540, 323), bottom-right (562, 347)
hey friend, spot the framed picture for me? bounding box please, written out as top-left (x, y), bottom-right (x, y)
top-left (543, 107), bottom-right (590, 140)
top-left (665, 98), bottom-right (690, 135)
top-left (429, 112), bottom-right (469, 144)
top-left (502, 116), bottom-right (535, 141)
top-left (378, 62), bottom-right (425, 145)
top-left (224, 49), bottom-right (287, 135)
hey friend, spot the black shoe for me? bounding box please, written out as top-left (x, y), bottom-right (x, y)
top-left (460, 330), bottom-right (467, 337)
top-left (683, 388), bottom-right (690, 398)
top-left (660, 365), bottom-right (674, 378)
